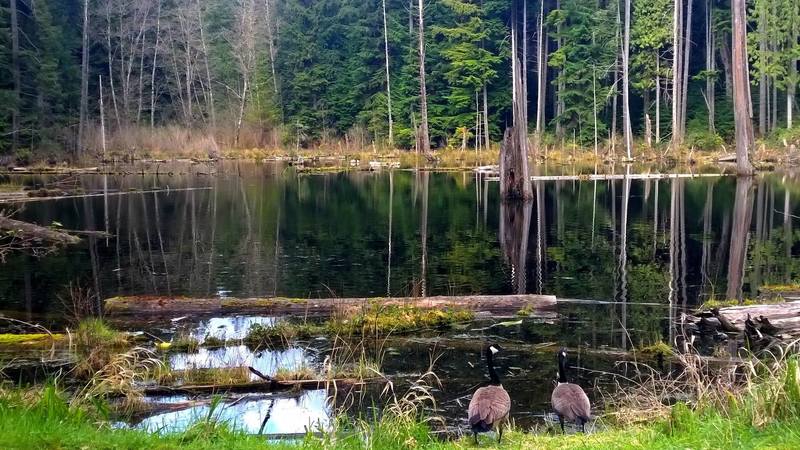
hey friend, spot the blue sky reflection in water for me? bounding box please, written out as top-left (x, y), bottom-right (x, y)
top-left (135, 390), bottom-right (330, 435)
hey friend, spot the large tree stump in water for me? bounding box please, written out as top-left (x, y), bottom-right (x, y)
top-left (499, 127), bottom-right (533, 200)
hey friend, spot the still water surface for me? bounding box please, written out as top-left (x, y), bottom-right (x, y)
top-left (1, 163), bottom-right (799, 434)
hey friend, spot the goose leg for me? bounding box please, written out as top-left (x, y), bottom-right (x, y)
top-left (559, 416), bottom-right (565, 434)
top-left (474, 432), bottom-right (478, 445)
top-left (498, 427), bottom-right (503, 443)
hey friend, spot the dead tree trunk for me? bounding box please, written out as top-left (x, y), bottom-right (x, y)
top-left (732, 0), bottom-right (755, 175)
top-left (383, 0), bottom-right (394, 145)
top-left (417, 0), bottom-right (431, 154)
top-left (78, 0), bottom-right (90, 156)
top-left (672, 0), bottom-right (684, 147)
top-left (622, 0), bottom-right (634, 159)
top-left (501, 1), bottom-right (533, 201)
top-left (10, 0), bottom-right (20, 152)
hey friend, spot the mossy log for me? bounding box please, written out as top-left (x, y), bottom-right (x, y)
top-left (0, 216), bottom-right (81, 245)
top-left (104, 294), bottom-right (558, 317)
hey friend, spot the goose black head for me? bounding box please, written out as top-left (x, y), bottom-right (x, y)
top-left (557, 348), bottom-right (568, 362)
top-left (487, 344), bottom-right (503, 356)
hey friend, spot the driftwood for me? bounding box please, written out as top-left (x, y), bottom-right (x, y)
top-left (716, 301), bottom-right (800, 337)
top-left (0, 216), bottom-right (81, 245)
top-left (104, 294), bottom-right (558, 317)
top-left (480, 171), bottom-right (730, 182)
top-left (141, 378), bottom-right (367, 396)
top-left (0, 186), bottom-right (213, 205)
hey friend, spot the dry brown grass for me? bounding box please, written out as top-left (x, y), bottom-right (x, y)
top-left (601, 341), bottom-right (800, 428)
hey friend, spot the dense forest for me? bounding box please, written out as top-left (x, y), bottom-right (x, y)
top-left (0, 0), bottom-right (798, 160)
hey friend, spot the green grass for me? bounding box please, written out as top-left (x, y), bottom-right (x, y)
top-left (74, 319), bottom-right (128, 349)
top-left (3, 356), bottom-right (800, 449)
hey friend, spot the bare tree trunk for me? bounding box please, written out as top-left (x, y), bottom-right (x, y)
top-left (680, 0), bottom-right (693, 137)
top-left (10, 0), bottom-right (20, 152)
top-left (264, 0), bottom-right (279, 96)
top-left (555, 0), bottom-right (564, 141)
top-left (417, 0), bottom-right (431, 154)
top-left (706, 0), bottom-right (715, 133)
top-left (622, 0), bottom-right (633, 159)
top-left (197, 0), bottom-right (216, 129)
top-left (78, 0), bottom-right (90, 156)
top-left (383, 0), bottom-right (394, 145)
top-left (672, 0), bottom-right (684, 146)
top-left (718, 33), bottom-right (733, 97)
top-left (150, 0), bottom-right (161, 129)
top-left (656, 56), bottom-right (661, 143)
top-left (758, 2), bottom-right (767, 136)
top-left (535, 0), bottom-right (546, 141)
top-left (501, 0), bottom-right (533, 201)
top-left (100, 75), bottom-right (107, 160)
top-left (106, 5), bottom-right (122, 129)
top-left (732, 0), bottom-right (755, 174)
top-left (483, 85), bottom-right (490, 149)
top-left (522, 0), bottom-right (528, 130)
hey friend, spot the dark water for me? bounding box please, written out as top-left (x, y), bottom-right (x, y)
top-left (2, 163), bottom-right (799, 434)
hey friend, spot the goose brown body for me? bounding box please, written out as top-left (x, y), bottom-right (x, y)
top-left (468, 385), bottom-right (511, 432)
top-left (467, 344), bottom-right (510, 444)
top-left (552, 349), bottom-right (592, 432)
top-left (551, 383), bottom-right (591, 424)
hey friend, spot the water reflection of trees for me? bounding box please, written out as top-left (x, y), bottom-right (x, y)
top-left (1, 169), bottom-right (799, 341)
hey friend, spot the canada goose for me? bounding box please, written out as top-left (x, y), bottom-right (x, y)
top-left (711, 308), bottom-right (741, 333)
top-left (468, 344), bottom-right (511, 444)
top-left (552, 349), bottom-right (591, 433)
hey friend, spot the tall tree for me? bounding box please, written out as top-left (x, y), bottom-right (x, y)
top-left (382, 0), bottom-right (394, 145)
top-left (417, 0), bottom-right (431, 154)
top-left (622, 0), bottom-right (633, 158)
top-left (9, 0), bottom-right (20, 152)
top-left (732, 0), bottom-right (754, 174)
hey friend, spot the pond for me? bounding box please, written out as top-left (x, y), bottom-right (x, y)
top-left (1, 162), bottom-right (799, 436)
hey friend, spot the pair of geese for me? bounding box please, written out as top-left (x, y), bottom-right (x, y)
top-left (467, 344), bottom-right (590, 444)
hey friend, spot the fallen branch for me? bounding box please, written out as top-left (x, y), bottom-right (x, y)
top-left (0, 216), bottom-right (81, 245)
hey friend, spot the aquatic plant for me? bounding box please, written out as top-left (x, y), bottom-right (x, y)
top-left (330, 305), bottom-right (475, 336)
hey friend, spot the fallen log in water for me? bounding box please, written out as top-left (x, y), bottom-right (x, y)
top-left (141, 378), bottom-right (368, 396)
top-left (716, 301), bottom-right (800, 336)
top-left (104, 294), bottom-right (558, 317)
top-left (0, 216), bottom-right (81, 245)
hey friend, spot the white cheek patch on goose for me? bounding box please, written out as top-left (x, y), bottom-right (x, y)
top-left (490, 346), bottom-right (499, 354)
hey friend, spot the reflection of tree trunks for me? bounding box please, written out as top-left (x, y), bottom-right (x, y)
top-left (420, 172), bottom-right (429, 297)
top-left (591, 179), bottom-right (597, 248)
top-left (653, 179), bottom-right (659, 256)
top-left (679, 180), bottom-right (687, 307)
top-left (387, 171), bottom-right (394, 297)
top-left (140, 193), bottom-right (158, 291)
top-left (154, 191), bottom-right (171, 295)
top-left (83, 196), bottom-right (102, 314)
top-left (619, 169), bottom-right (631, 350)
top-left (785, 191), bottom-right (792, 283)
top-left (500, 201), bottom-right (532, 294)
top-left (535, 180), bottom-right (546, 294)
top-left (700, 183), bottom-right (714, 292)
top-left (727, 177), bottom-right (754, 301)
top-left (752, 180), bottom-right (765, 297)
top-left (24, 259), bottom-right (32, 321)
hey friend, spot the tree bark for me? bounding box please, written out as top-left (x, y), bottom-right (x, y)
top-left (731, 0), bottom-right (755, 174)
top-left (417, 0), bottom-right (431, 154)
top-left (535, 0), bottom-right (546, 141)
top-left (622, 0), bottom-right (633, 159)
top-left (383, 0), bottom-right (394, 145)
top-left (150, 0), bottom-right (161, 129)
top-left (10, 0), bottom-right (20, 152)
top-left (706, 0), bottom-right (715, 133)
top-left (680, 0), bottom-right (694, 138)
top-left (78, 0), bottom-right (90, 156)
top-left (672, 0), bottom-right (684, 146)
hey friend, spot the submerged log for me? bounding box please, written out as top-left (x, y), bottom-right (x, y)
top-left (713, 301), bottom-right (800, 338)
top-left (104, 294), bottom-right (558, 317)
top-left (0, 216), bottom-right (81, 245)
top-left (141, 378), bottom-right (368, 396)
